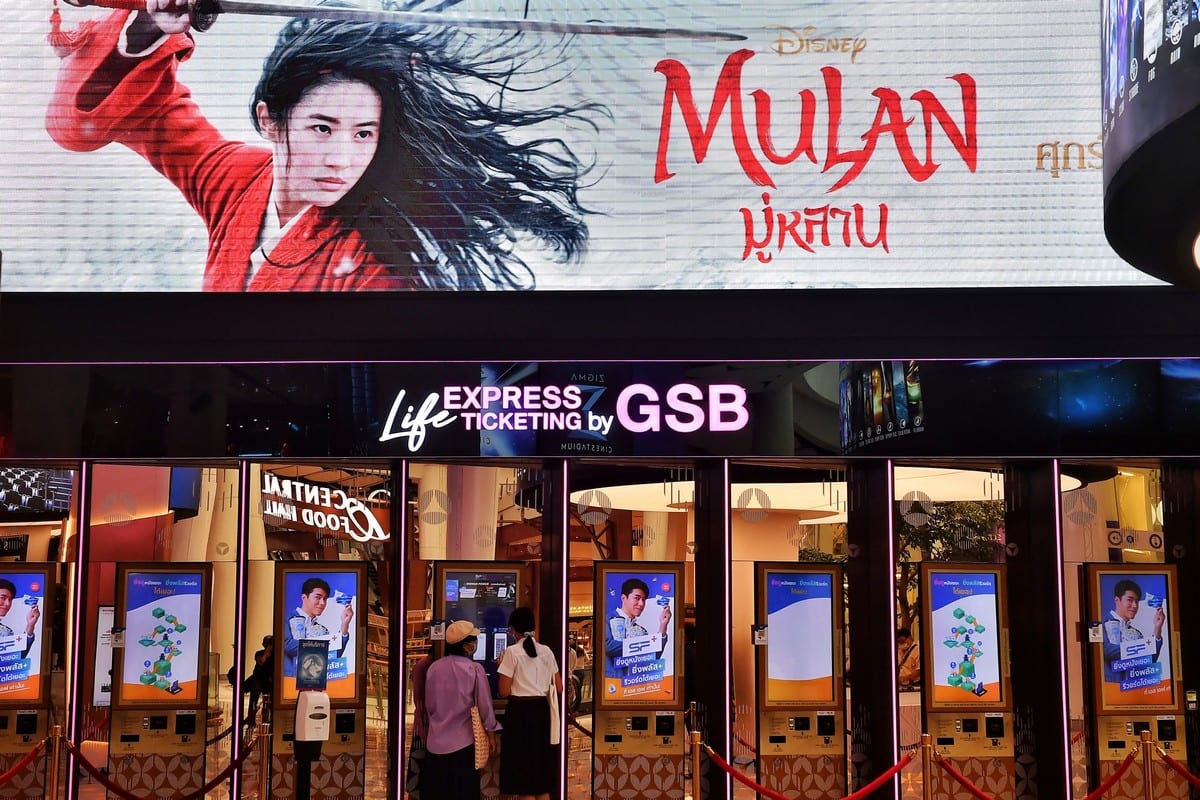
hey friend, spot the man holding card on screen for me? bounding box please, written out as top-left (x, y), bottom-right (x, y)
top-left (284, 577), bottom-right (353, 678)
top-left (604, 578), bottom-right (671, 684)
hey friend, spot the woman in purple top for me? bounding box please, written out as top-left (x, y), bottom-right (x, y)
top-left (421, 620), bottom-right (500, 799)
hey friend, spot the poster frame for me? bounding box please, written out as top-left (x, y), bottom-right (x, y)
top-left (919, 562), bottom-right (1011, 713)
top-left (111, 562), bottom-right (211, 710)
top-left (0, 562), bottom-right (54, 708)
top-left (593, 560), bottom-right (685, 712)
top-left (754, 562), bottom-right (843, 710)
top-left (273, 560), bottom-right (368, 708)
top-left (1084, 562), bottom-right (1184, 715)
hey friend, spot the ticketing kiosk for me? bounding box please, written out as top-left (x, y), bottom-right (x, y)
top-left (1084, 564), bottom-right (1188, 800)
top-left (753, 563), bottom-right (846, 798)
top-left (920, 564), bottom-right (1015, 798)
top-left (271, 562), bottom-right (368, 800)
top-left (109, 563), bottom-right (211, 797)
top-left (0, 564), bottom-right (53, 800)
top-left (432, 561), bottom-right (524, 798)
top-left (592, 562), bottom-right (686, 799)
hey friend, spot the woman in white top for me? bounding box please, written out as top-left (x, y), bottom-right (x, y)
top-left (496, 606), bottom-right (562, 800)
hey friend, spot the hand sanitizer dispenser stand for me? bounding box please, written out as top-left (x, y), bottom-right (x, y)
top-left (294, 691), bottom-right (330, 800)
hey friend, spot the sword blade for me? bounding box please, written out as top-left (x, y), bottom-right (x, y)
top-left (211, 0), bottom-right (747, 41)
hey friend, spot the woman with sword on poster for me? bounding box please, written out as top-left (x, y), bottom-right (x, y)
top-left (44, 0), bottom-right (614, 291)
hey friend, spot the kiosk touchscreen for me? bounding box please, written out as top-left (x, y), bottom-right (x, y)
top-left (592, 561), bottom-right (685, 799)
top-left (1084, 564), bottom-right (1187, 797)
top-left (0, 564), bottom-right (53, 799)
top-left (920, 564), bottom-right (1015, 794)
top-left (109, 564), bottom-right (211, 796)
top-left (271, 561), bottom-right (369, 779)
top-left (754, 563), bottom-right (846, 796)
top-left (432, 562), bottom-right (523, 700)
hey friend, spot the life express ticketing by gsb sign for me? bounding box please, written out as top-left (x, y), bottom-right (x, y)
top-left (379, 379), bottom-right (748, 453)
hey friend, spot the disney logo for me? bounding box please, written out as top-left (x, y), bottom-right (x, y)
top-left (379, 389), bottom-right (458, 452)
top-left (766, 26), bottom-right (867, 63)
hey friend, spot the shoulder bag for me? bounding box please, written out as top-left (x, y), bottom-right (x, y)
top-left (471, 674), bottom-right (490, 769)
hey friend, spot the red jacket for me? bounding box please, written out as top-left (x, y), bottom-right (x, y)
top-left (46, 12), bottom-right (416, 292)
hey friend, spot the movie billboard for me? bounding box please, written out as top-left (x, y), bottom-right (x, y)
top-left (275, 563), bottom-right (365, 704)
top-left (596, 563), bottom-right (682, 708)
top-left (0, 0), bottom-right (1160, 292)
top-left (0, 565), bottom-right (52, 705)
top-left (922, 565), bottom-right (1009, 710)
top-left (434, 563), bottom-right (522, 698)
top-left (1087, 564), bottom-right (1181, 713)
top-left (759, 566), bottom-right (840, 706)
top-left (114, 565), bottom-right (208, 706)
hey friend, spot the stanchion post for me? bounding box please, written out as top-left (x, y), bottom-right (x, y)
top-left (1140, 729), bottom-right (1153, 800)
top-left (690, 729), bottom-right (701, 799)
top-left (257, 721), bottom-right (271, 800)
top-left (46, 725), bottom-right (62, 800)
top-left (921, 733), bottom-right (933, 800)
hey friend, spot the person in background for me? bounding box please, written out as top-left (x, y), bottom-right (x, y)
top-left (245, 634), bottom-right (274, 727)
top-left (422, 620), bottom-right (499, 800)
top-left (406, 650), bottom-right (434, 799)
top-left (497, 606), bottom-right (561, 800)
top-left (897, 627), bottom-right (921, 689)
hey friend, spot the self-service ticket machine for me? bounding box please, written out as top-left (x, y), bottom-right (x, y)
top-left (1084, 564), bottom-right (1189, 800)
top-left (754, 563), bottom-right (846, 798)
top-left (592, 562), bottom-right (686, 799)
top-left (920, 564), bottom-right (1015, 799)
top-left (432, 560), bottom-right (525, 799)
top-left (109, 563), bottom-right (212, 798)
top-left (270, 562), bottom-right (368, 800)
top-left (0, 564), bottom-right (54, 800)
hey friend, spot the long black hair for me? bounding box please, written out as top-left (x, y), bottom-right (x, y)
top-left (509, 606), bottom-right (538, 658)
top-left (251, 13), bottom-right (602, 289)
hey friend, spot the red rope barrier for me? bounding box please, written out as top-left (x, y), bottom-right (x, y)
top-left (702, 743), bottom-right (793, 800)
top-left (206, 724), bottom-right (235, 746)
top-left (1159, 750), bottom-right (1200, 789)
top-left (0, 739), bottom-right (45, 787)
top-left (567, 716), bottom-right (592, 737)
top-left (842, 752), bottom-right (915, 800)
top-left (932, 755), bottom-right (996, 800)
top-left (64, 731), bottom-right (258, 800)
top-left (704, 742), bottom-right (913, 800)
top-left (1071, 728), bottom-right (1086, 745)
top-left (733, 731), bottom-right (757, 753)
top-left (1081, 749), bottom-right (1138, 800)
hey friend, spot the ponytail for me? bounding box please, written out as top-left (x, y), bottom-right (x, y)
top-left (509, 606), bottom-right (538, 657)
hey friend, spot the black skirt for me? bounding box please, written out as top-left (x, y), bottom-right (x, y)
top-left (420, 743), bottom-right (479, 800)
top-left (499, 696), bottom-right (555, 794)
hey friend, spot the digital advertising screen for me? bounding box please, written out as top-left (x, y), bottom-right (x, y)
top-left (0, 0), bottom-right (1162, 293)
top-left (595, 563), bottom-right (682, 708)
top-left (758, 565), bottom-right (840, 706)
top-left (922, 566), bottom-right (1008, 710)
top-left (0, 565), bottom-right (53, 705)
top-left (275, 563), bottom-right (365, 704)
top-left (93, 605), bottom-right (115, 707)
top-left (434, 563), bottom-right (521, 698)
top-left (840, 360), bottom-right (925, 452)
top-left (115, 565), bottom-right (208, 706)
top-left (1088, 565), bottom-right (1181, 713)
